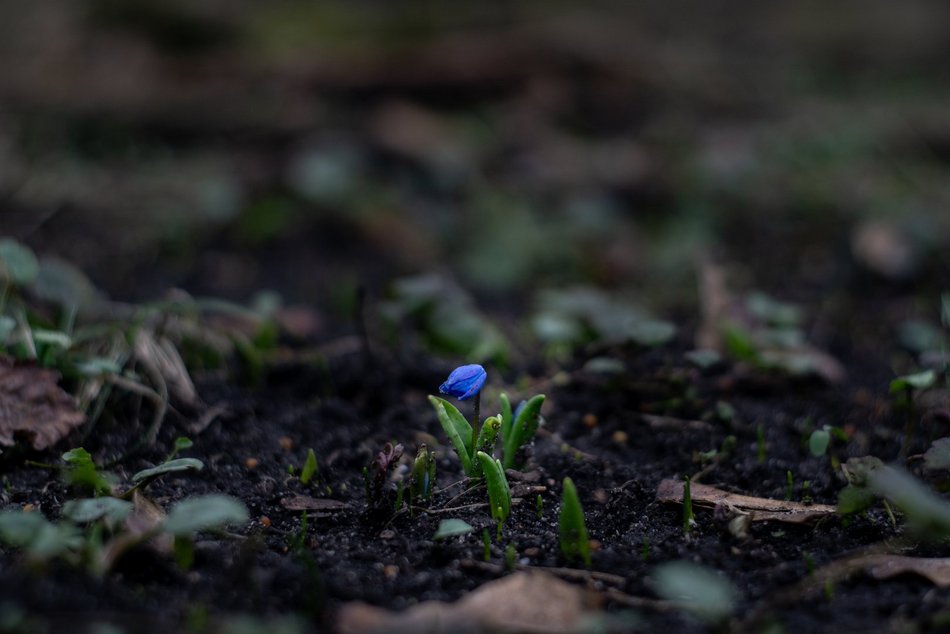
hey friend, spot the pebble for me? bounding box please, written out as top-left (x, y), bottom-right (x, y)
top-left (245, 457), bottom-right (259, 469)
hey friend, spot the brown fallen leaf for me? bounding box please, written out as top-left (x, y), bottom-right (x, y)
top-left (0, 359), bottom-right (85, 450)
top-left (657, 478), bottom-right (836, 524)
top-left (280, 496), bottom-right (347, 512)
top-left (96, 491), bottom-right (170, 574)
top-left (337, 571), bottom-right (591, 634)
top-left (858, 555), bottom-right (950, 588)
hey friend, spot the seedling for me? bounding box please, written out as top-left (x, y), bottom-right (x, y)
top-left (409, 444), bottom-right (437, 507)
top-left (61, 448), bottom-right (115, 496)
top-left (476, 451), bottom-right (510, 538)
top-left (166, 437), bottom-right (194, 462)
top-left (536, 494), bottom-right (544, 519)
top-left (890, 369), bottom-right (937, 461)
top-left (558, 477), bottom-right (591, 567)
top-left (499, 393), bottom-right (546, 470)
top-left (505, 544), bottom-right (517, 571)
top-left (482, 528), bottom-right (491, 561)
top-left (300, 449), bottom-right (318, 485)
top-left (683, 474), bottom-right (696, 536)
top-left (429, 396), bottom-right (500, 478)
top-left (366, 443), bottom-right (403, 512)
top-left (433, 519), bottom-right (474, 540)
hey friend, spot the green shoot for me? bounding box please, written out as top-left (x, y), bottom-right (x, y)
top-left (558, 477), bottom-right (591, 567)
top-left (499, 393), bottom-right (546, 470)
top-left (476, 451), bottom-right (511, 538)
top-left (394, 480), bottom-right (404, 512)
top-left (429, 396), bottom-right (501, 478)
top-left (166, 437), bottom-right (194, 462)
top-left (785, 470), bottom-right (794, 501)
top-left (536, 494), bottom-right (544, 519)
top-left (505, 544), bottom-right (517, 571)
top-left (683, 474), bottom-right (695, 536)
top-left (300, 449), bottom-right (318, 485)
top-left (409, 444), bottom-right (437, 506)
top-left (61, 448), bottom-right (114, 496)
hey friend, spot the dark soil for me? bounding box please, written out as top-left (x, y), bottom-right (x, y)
top-left (3, 3), bottom-right (950, 633)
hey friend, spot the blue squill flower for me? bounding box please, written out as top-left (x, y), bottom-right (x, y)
top-left (439, 364), bottom-right (487, 400)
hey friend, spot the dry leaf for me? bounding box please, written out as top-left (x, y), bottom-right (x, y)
top-left (0, 360), bottom-right (85, 450)
top-left (134, 330), bottom-right (199, 406)
top-left (280, 496), bottom-right (347, 512)
top-left (337, 571), bottom-right (590, 634)
top-left (858, 555), bottom-right (950, 588)
top-left (97, 491), bottom-right (171, 573)
top-left (657, 479), bottom-right (836, 524)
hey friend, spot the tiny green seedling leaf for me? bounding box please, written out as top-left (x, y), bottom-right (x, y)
top-left (558, 477), bottom-right (591, 567)
top-left (890, 370), bottom-right (936, 394)
top-left (433, 519), bottom-right (475, 540)
top-left (0, 511), bottom-right (51, 547)
top-left (62, 448), bottom-right (113, 496)
top-left (0, 239), bottom-right (39, 286)
top-left (132, 458), bottom-right (205, 485)
top-left (163, 495), bottom-right (249, 536)
top-left (652, 561), bottom-right (737, 623)
top-left (429, 396), bottom-right (474, 476)
top-left (300, 449), bottom-right (318, 485)
top-left (62, 498), bottom-right (133, 524)
top-left (837, 485), bottom-right (875, 516)
top-left (809, 427), bottom-right (831, 457)
top-left (924, 438), bottom-right (950, 471)
top-left (476, 451), bottom-right (511, 530)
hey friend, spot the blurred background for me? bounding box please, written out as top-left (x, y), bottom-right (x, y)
top-left (2, 0), bottom-right (949, 365)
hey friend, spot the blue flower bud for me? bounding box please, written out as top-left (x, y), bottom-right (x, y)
top-left (439, 364), bottom-right (487, 400)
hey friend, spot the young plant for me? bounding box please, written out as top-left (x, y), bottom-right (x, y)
top-left (409, 444), bottom-right (437, 506)
top-left (300, 449), bottom-right (318, 485)
top-left (476, 451), bottom-right (510, 538)
top-left (365, 443), bottom-right (403, 512)
top-left (890, 369), bottom-right (937, 461)
top-left (498, 393), bottom-right (546, 470)
top-left (558, 477), bottom-right (591, 567)
top-left (429, 396), bottom-right (500, 478)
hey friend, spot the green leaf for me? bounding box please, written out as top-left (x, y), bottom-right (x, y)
top-left (410, 445), bottom-right (437, 504)
top-left (75, 357), bottom-right (122, 376)
top-left (652, 561), bottom-right (737, 623)
top-left (0, 239), bottom-right (39, 286)
top-left (429, 396), bottom-right (474, 476)
top-left (30, 258), bottom-right (99, 312)
top-left (0, 315), bottom-right (15, 346)
top-left (28, 521), bottom-right (82, 559)
top-left (476, 451), bottom-right (510, 526)
top-left (499, 393), bottom-right (513, 448)
top-left (890, 370), bottom-right (936, 394)
top-left (809, 427), bottom-right (831, 457)
top-left (925, 438), bottom-right (950, 471)
top-left (62, 448), bottom-right (113, 496)
top-left (32, 329), bottom-right (72, 350)
top-left (0, 511), bottom-right (52, 546)
top-left (433, 519), bottom-right (474, 540)
top-left (132, 458), bottom-right (205, 485)
top-left (503, 394), bottom-right (545, 470)
top-left (300, 449), bottom-right (318, 485)
top-left (559, 477), bottom-right (591, 567)
top-left (837, 485), bottom-right (875, 516)
top-left (174, 437), bottom-right (194, 452)
top-left (475, 415), bottom-right (501, 459)
top-left (62, 497), bottom-right (133, 524)
top-left (869, 466), bottom-right (950, 535)
top-left (163, 495), bottom-right (249, 536)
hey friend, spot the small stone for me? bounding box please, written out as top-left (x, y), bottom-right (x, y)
top-left (379, 529), bottom-right (396, 540)
top-left (588, 539), bottom-right (602, 552)
top-left (524, 547), bottom-right (541, 558)
top-left (593, 489), bottom-right (608, 504)
top-left (259, 516), bottom-right (272, 528)
top-left (245, 457), bottom-right (259, 469)
top-left (21, 503), bottom-right (35, 513)
top-left (611, 430), bottom-right (628, 444)
top-left (278, 436), bottom-right (293, 451)
top-left (383, 564), bottom-right (399, 580)
top-left (582, 413), bottom-right (598, 428)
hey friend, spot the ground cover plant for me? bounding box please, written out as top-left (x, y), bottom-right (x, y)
top-left (3, 3), bottom-right (950, 633)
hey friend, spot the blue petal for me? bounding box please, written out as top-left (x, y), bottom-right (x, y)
top-left (439, 364), bottom-right (487, 400)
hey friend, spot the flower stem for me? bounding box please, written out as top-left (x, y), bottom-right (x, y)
top-left (471, 392), bottom-right (481, 457)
